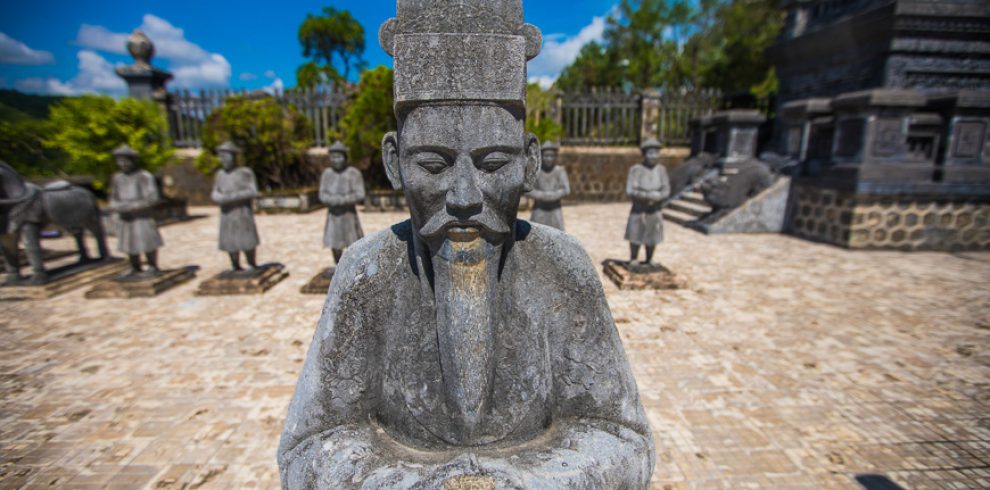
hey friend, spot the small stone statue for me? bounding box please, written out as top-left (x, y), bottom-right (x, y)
top-left (318, 141), bottom-right (365, 266)
top-left (526, 141), bottom-right (570, 230)
top-left (210, 141), bottom-right (260, 272)
top-left (625, 138), bottom-right (670, 264)
top-left (279, 2), bottom-right (654, 488)
top-left (108, 145), bottom-right (163, 277)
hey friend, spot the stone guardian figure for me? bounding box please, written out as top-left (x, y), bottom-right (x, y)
top-left (278, 2), bottom-right (655, 488)
top-left (526, 141), bottom-right (570, 230)
top-left (625, 138), bottom-right (670, 264)
top-left (108, 145), bottom-right (163, 277)
top-left (211, 141), bottom-right (260, 271)
top-left (319, 141), bottom-right (365, 266)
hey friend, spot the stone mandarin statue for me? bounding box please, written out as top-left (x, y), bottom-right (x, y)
top-left (108, 145), bottom-right (163, 277)
top-left (211, 141), bottom-right (260, 271)
top-left (625, 138), bottom-right (670, 264)
top-left (278, 1), bottom-right (655, 488)
top-left (319, 141), bottom-right (365, 266)
top-left (526, 141), bottom-right (570, 231)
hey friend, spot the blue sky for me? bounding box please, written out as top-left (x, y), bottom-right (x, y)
top-left (0, 0), bottom-right (619, 96)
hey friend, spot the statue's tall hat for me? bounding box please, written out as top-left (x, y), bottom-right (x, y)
top-left (379, 0), bottom-right (542, 113)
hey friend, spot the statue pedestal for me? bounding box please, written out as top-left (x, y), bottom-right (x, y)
top-left (0, 258), bottom-right (129, 300)
top-left (195, 263), bottom-right (288, 296)
top-left (85, 266), bottom-right (197, 299)
top-left (300, 267), bottom-right (335, 294)
top-left (14, 247), bottom-right (77, 267)
top-left (602, 259), bottom-right (686, 290)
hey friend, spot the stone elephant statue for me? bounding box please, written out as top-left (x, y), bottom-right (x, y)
top-left (0, 162), bottom-right (109, 284)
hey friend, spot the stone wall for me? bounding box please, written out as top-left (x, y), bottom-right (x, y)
top-left (790, 182), bottom-right (990, 250)
top-left (560, 146), bottom-right (689, 202)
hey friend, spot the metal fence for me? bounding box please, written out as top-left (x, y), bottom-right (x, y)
top-left (652, 89), bottom-right (721, 146)
top-left (166, 83), bottom-right (348, 149)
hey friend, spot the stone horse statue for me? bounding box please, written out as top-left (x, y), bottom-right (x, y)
top-left (0, 162), bottom-right (109, 284)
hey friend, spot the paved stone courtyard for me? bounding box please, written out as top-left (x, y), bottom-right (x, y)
top-left (1, 203), bottom-right (988, 489)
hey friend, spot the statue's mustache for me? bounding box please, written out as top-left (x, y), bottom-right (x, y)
top-left (419, 210), bottom-right (511, 238)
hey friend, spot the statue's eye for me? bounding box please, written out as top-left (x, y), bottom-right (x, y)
top-left (416, 155), bottom-right (448, 174)
top-left (478, 153), bottom-right (510, 172)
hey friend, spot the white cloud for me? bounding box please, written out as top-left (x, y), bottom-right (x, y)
top-left (0, 32), bottom-right (55, 65)
top-left (15, 50), bottom-right (126, 96)
top-left (239, 72), bottom-right (257, 81)
top-left (263, 69), bottom-right (276, 79)
top-left (526, 14), bottom-right (607, 82)
top-left (262, 77), bottom-right (284, 95)
top-left (528, 75), bottom-right (557, 90)
top-left (74, 14), bottom-right (230, 90)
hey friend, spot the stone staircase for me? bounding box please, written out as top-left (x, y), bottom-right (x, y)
top-left (663, 190), bottom-right (712, 225)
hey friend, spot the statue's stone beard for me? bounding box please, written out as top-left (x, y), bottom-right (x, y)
top-left (428, 226), bottom-right (502, 443)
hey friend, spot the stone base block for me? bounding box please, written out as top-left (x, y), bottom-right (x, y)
top-left (602, 259), bottom-right (686, 290)
top-left (300, 267), bottom-right (335, 295)
top-left (790, 183), bottom-right (990, 250)
top-left (85, 267), bottom-right (197, 299)
top-left (13, 247), bottom-right (77, 267)
top-left (694, 177), bottom-right (791, 234)
top-left (0, 258), bottom-right (129, 301)
top-left (195, 263), bottom-right (288, 296)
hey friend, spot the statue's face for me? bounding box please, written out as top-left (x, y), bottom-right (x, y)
top-left (643, 147), bottom-right (661, 167)
top-left (330, 152), bottom-right (347, 171)
top-left (219, 151), bottom-right (237, 171)
top-left (385, 104), bottom-right (539, 250)
top-left (541, 149), bottom-right (557, 170)
top-left (116, 155), bottom-right (137, 173)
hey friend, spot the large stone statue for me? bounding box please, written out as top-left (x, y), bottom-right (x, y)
top-left (211, 141), bottom-right (260, 271)
top-left (278, 2), bottom-right (654, 488)
top-left (702, 158), bottom-right (776, 214)
top-left (319, 141), bottom-right (365, 266)
top-left (107, 145), bottom-right (163, 277)
top-left (625, 138), bottom-right (670, 264)
top-left (0, 162), bottom-right (109, 284)
top-left (526, 141), bottom-right (570, 230)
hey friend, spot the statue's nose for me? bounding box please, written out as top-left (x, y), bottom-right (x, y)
top-left (446, 155), bottom-right (483, 217)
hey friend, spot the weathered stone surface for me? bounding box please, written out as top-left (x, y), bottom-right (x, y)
top-left (695, 177), bottom-right (791, 234)
top-left (602, 259), bottom-right (686, 291)
top-left (85, 267), bottom-right (197, 299)
top-left (278, 2), bottom-right (654, 488)
top-left (195, 263), bottom-right (288, 296)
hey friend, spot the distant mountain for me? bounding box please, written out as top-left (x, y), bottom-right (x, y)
top-left (0, 89), bottom-right (66, 122)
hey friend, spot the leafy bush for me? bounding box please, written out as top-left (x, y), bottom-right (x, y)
top-left (197, 95), bottom-right (314, 190)
top-left (526, 82), bottom-right (563, 145)
top-left (44, 95), bottom-right (172, 189)
top-left (0, 119), bottom-right (66, 178)
top-left (338, 66), bottom-right (396, 190)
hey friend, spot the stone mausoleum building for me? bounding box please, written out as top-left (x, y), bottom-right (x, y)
top-left (766, 0), bottom-right (990, 250)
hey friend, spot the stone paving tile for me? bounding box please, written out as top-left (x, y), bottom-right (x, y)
top-left (1, 203), bottom-right (988, 489)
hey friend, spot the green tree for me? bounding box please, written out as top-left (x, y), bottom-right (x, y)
top-left (44, 95), bottom-right (172, 189)
top-left (605, 0), bottom-right (693, 89)
top-left (338, 66), bottom-right (396, 190)
top-left (555, 42), bottom-right (624, 92)
top-left (197, 95), bottom-right (314, 190)
top-left (0, 119), bottom-right (65, 177)
top-left (525, 82), bottom-right (563, 144)
top-left (693, 0), bottom-right (783, 97)
top-left (297, 6), bottom-right (366, 86)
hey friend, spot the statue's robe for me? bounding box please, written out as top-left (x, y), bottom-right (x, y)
top-left (319, 167), bottom-right (365, 249)
top-left (278, 221), bottom-right (655, 489)
top-left (110, 170), bottom-right (163, 255)
top-left (624, 163), bottom-right (670, 246)
top-left (527, 166), bottom-right (570, 231)
top-left (211, 167), bottom-right (260, 252)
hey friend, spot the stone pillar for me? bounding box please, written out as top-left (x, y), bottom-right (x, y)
top-left (708, 110), bottom-right (765, 166)
top-left (114, 30), bottom-right (172, 103)
top-left (779, 98), bottom-right (831, 163)
top-left (639, 89), bottom-right (661, 145)
top-left (829, 89), bottom-right (928, 185)
top-left (929, 90), bottom-right (990, 184)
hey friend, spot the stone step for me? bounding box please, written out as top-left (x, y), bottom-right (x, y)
top-left (668, 199), bottom-right (712, 216)
top-left (663, 208), bottom-right (698, 226)
top-left (681, 192), bottom-right (708, 206)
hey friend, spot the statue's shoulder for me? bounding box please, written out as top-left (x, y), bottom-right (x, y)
top-left (333, 220), bottom-right (412, 290)
top-left (346, 167), bottom-right (363, 178)
top-left (515, 221), bottom-right (599, 288)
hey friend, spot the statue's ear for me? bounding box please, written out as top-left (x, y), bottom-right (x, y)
top-left (382, 132), bottom-right (402, 191)
top-left (523, 133), bottom-right (540, 192)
